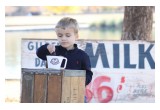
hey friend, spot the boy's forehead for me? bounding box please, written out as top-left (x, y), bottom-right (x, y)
top-left (55, 27), bottom-right (74, 32)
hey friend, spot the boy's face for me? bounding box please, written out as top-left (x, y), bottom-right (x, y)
top-left (55, 27), bottom-right (78, 50)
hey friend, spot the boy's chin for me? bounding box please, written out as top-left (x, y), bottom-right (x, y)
top-left (61, 45), bottom-right (68, 48)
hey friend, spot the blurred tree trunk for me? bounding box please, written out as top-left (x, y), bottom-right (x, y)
top-left (121, 6), bottom-right (154, 40)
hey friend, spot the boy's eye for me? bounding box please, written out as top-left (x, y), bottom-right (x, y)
top-left (66, 35), bottom-right (70, 37)
top-left (58, 35), bottom-right (62, 37)
top-left (66, 34), bottom-right (71, 37)
top-left (57, 34), bottom-right (63, 37)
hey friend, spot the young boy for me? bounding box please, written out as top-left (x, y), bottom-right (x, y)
top-left (36, 17), bottom-right (93, 86)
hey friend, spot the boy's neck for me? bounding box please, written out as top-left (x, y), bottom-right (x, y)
top-left (60, 44), bottom-right (75, 51)
top-left (66, 46), bottom-right (75, 50)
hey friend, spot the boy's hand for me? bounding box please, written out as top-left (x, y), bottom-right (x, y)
top-left (47, 44), bottom-right (55, 54)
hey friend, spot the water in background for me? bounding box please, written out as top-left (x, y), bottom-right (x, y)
top-left (5, 29), bottom-right (121, 79)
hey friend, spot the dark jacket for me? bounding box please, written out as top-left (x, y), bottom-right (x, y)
top-left (36, 43), bottom-right (93, 86)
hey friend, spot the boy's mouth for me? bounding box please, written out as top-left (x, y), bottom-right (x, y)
top-left (61, 42), bottom-right (68, 44)
top-left (61, 42), bottom-right (68, 45)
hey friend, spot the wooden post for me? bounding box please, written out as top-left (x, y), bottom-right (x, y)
top-left (21, 68), bottom-right (86, 103)
top-left (47, 74), bottom-right (62, 103)
top-left (33, 74), bottom-right (47, 103)
top-left (61, 70), bottom-right (86, 103)
top-left (21, 72), bottom-right (34, 103)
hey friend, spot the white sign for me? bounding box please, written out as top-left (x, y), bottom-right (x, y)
top-left (21, 39), bottom-right (155, 103)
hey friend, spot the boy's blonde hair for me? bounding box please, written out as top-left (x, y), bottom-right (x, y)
top-left (55, 17), bottom-right (79, 34)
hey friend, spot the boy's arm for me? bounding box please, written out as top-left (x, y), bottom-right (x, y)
top-left (82, 53), bottom-right (93, 86)
top-left (36, 44), bottom-right (50, 60)
top-left (85, 69), bottom-right (93, 86)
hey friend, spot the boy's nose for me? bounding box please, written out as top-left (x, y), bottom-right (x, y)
top-left (61, 36), bottom-right (67, 40)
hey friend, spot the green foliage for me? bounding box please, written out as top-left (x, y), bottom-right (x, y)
top-left (90, 20), bottom-right (123, 31)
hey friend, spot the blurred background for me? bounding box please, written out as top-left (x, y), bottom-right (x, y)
top-left (5, 6), bottom-right (155, 102)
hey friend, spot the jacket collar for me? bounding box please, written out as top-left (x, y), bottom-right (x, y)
top-left (59, 44), bottom-right (78, 52)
